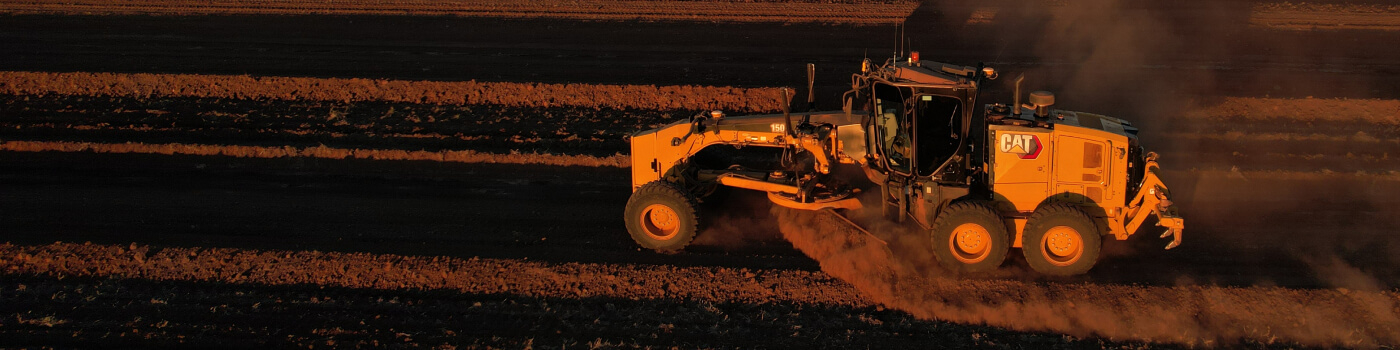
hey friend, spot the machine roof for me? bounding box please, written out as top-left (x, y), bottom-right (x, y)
top-left (884, 61), bottom-right (976, 87)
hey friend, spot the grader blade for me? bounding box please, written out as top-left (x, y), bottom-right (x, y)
top-left (820, 208), bottom-right (888, 247)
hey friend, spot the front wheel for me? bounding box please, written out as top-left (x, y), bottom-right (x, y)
top-left (930, 201), bottom-right (1011, 274)
top-left (1021, 203), bottom-right (1103, 276)
top-left (624, 181), bottom-right (701, 252)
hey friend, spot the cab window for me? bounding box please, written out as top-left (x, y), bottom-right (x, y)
top-left (916, 94), bottom-right (963, 176)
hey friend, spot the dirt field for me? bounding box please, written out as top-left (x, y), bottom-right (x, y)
top-left (3, 0), bottom-right (1400, 348)
top-left (1252, 2), bottom-right (1400, 31)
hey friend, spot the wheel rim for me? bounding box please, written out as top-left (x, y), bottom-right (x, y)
top-left (640, 203), bottom-right (681, 240)
top-left (948, 223), bottom-right (992, 264)
top-left (1040, 226), bottom-right (1084, 266)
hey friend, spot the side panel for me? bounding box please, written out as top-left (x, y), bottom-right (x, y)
top-left (630, 132), bottom-right (660, 191)
top-left (989, 126), bottom-right (1053, 213)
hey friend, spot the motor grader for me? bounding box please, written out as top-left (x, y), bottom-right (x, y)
top-left (624, 53), bottom-right (1183, 275)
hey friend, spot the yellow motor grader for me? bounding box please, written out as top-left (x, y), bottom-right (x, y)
top-left (625, 54), bottom-right (1183, 275)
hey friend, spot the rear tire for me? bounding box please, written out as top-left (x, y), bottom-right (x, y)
top-left (624, 181), bottom-right (701, 252)
top-left (930, 201), bottom-right (1011, 274)
top-left (1022, 203), bottom-right (1103, 276)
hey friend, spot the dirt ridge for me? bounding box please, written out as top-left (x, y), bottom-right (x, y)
top-left (0, 71), bottom-right (785, 112)
top-left (0, 140), bottom-right (630, 167)
top-left (0, 242), bottom-right (865, 306)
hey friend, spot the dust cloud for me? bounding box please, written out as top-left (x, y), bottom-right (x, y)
top-left (771, 206), bottom-right (1400, 347)
top-left (929, 0), bottom-right (1400, 289)
top-left (692, 190), bottom-right (786, 251)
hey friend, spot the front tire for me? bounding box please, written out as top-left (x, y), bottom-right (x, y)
top-left (1021, 202), bottom-right (1103, 276)
top-left (930, 201), bottom-right (1011, 274)
top-left (624, 181), bottom-right (701, 252)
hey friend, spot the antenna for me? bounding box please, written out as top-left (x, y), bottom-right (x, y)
top-left (892, 22), bottom-right (899, 59)
top-left (904, 36), bottom-right (911, 60)
top-left (899, 21), bottom-right (907, 58)
top-left (806, 63), bottom-right (816, 112)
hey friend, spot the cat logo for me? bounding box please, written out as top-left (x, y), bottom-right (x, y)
top-left (999, 133), bottom-right (1042, 159)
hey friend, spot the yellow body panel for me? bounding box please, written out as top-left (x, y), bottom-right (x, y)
top-left (990, 123), bottom-right (1135, 245)
top-left (988, 125), bottom-right (1052, 213)
top-left (630, 132), bottom-right (660, 191)
top-left (990, 124), bottom-right (1128, 213)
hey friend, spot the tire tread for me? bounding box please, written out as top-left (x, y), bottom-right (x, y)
top-left (624, 181), bottom-right (700, 251)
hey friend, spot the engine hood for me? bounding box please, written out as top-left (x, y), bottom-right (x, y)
top-left (1050, 110), bottom-right (1140, 138)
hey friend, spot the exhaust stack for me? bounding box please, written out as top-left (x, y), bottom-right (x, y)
top-left (1012, 74), bottom-right (1025, 115)
top-left (806, 63), bottom-right (816, 111)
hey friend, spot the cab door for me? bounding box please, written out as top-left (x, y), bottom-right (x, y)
top-left (869, 83), bottom-right (915, 222)
top-left (910, 94), bottom-right (965, 228)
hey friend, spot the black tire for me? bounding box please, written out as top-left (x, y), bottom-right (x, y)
top-left (929, 201), bottom-right (1011, 274)
top-left (1021, 202), bottom-right (1103, 276)
top-left (624, 181), bottom-right (701, 252)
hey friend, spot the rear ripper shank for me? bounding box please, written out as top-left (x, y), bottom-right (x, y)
top-left (625, 54), bottom-right (1183, 276)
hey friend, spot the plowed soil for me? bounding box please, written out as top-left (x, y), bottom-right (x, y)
top-left (2, 88), bottom-right (1399, 347)
top-left (1252, 3), bottom-right (1400, 31)
top-left (4, 0), bottom-right (1400, 348)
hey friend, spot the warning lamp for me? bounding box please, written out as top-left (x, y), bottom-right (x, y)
top-left (908, 51), bottom-right (920, 66)
top-left (861, 58), bottom-right (872, 73)
top-left (982, 67), bottom-right (998, 80)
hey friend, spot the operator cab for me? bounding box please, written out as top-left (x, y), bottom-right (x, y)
top-left (856, 54), bottom-right (988, 186)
